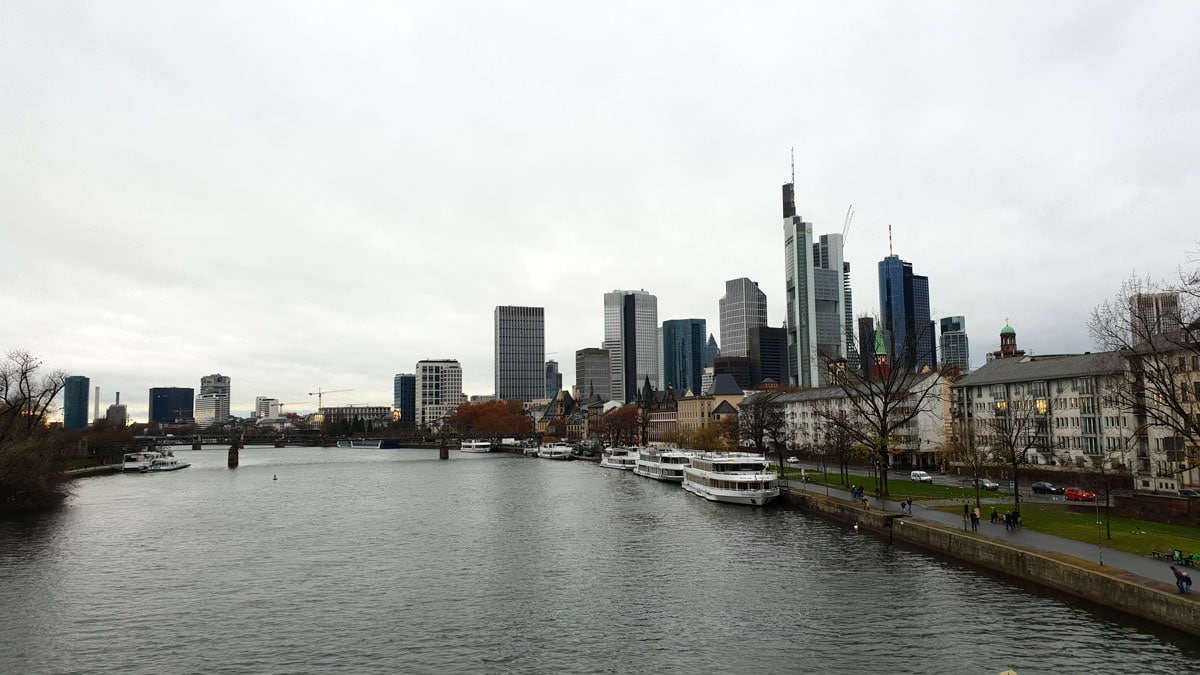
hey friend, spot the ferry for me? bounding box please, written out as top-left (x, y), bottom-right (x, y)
top-left (633, 447), bottom-right (695, 482)
top-left (537, 442), bottom-right (573, 460)
top-left (123, 450), bottom-right (164, 472)
top-left (147, 455), bottom-right (191, 472)
top-left (460, 439), bottom-right (492, 453)
top-left (681, 453), bottom-right (780, 506)
top-left (598, 447), bottom-right (639, 470)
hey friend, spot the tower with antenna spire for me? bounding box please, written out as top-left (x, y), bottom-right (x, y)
top-left (877, 230), bottom-right (936, 373)
top-left (781, 155), bottom-right (852, 387)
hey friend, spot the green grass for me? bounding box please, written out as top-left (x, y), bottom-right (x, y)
top-left (932, 502), bottom-right (1200, 558)
top-left (782, 467), bottom-right (1006, 502)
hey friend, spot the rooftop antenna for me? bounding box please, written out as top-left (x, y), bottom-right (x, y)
top-left (889, 223), bottom-right (894, 256)
top-left (790, 147), bottom-right (794, 184)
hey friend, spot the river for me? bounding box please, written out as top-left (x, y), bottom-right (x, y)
top-left (0, 446), bottom-right (1196, 674)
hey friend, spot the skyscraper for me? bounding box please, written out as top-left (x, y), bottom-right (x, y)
top-left (416, 360), bottom-right (464, 430)
top-left (782, 183), bottom-right (849, 387)
top-left (719, 278), bottom-right (767, 358)
top-left (1130, 292), bottom-right (1182, 344)
top-left (195, 374), bottom-right (231, 427)
top-left (254, 397), bottom-right (278, 419)
top-left (545, 360), bottom-right (562, 399)
top-left (705, 334), bottom-right (720, 368)
top-left (748, 325), bottom-right (790, 386)
top-left (662, 318), bottom-right (707, 394)
top-left (494, 305), bottom-right (545, 401)
top-left (393, 373), bottom-right (416, 425)
top-left (575, 348), bottom-right (610, 399)
top-left (603, 289), bottom-right (659, 402)
top-left (63, 375), bottom-right (89, 430)
top-left (939, 315), bottom-right (971, 373)
top-left (149, 387), bottom-right (194, 424)
top-left (878, 255), bottom-right (936, 372)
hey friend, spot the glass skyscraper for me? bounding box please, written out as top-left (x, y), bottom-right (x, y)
top-left (662, 318), bottom-right (706, 394)
top-left (494, 305), bottom-right (545, 401)
top-left (63, 375), bottom-right (89, 430)
top-left (939, 316), bottom-right (970, 373)
top-left (603, 289), bottom-right (658, 403)
top-left (878, 255), bottom-right (936, 372)
top-left (149, 387), bottom-right (195, 424)
top-left (719, 278), bottom-right (767, 358)
top-left (393, 373), bottom-right (416, 425)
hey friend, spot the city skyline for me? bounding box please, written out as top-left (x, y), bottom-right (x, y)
top-left (4, 4), bottom-right (1197, 421)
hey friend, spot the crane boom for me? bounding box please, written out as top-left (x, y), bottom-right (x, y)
top-left (308, 388), bottom-right (353, 408)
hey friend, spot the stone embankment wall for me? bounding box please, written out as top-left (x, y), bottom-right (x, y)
top-left (1113, 493), bottom-right (1200, 528)
top-left (783, 490), bottom-right (1200, 638)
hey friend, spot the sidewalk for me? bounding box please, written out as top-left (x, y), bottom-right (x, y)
top-left (784, 479), bottom-right (1180, 587)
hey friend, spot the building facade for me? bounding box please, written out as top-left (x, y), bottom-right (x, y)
top-left (575, 348), bottom-right (610, 400)
top-left (940, 315), bottom-right (971, 373)
top-left (545, 360), bottom-right (562, 399)
top-left (63, 375), bottom-right (90, 430)
top-left (748, 325), bottom-right (790, 387)
top-left (195, 374), bottom-right (231, 427)
top-left (603, 289), bottom-right (659, 403)
top-left (782, 183), bottom-right (849, 387)
top-left (393, 373), bottom-right (416, 425)
top-left (494, 305), bottom-right (545, 402)
top-left (719, 277), bottom-right (767, 358)
top-left (415, 360), bottom-right (464, 430)
top-left (106, 392), bottom-right (128, 428)
top-left (254, 397), bottom-right (278, 419)
top-left (149, 387), bottom-right (194, 424)
top-left (878, 254), bottom-right (936, 372)
top-left (1131, 292), bottom-right (1182, 343)
top-left (319, 406), bottom-right (393, 431)
top-left (662, 318), bottom-right (707, 395)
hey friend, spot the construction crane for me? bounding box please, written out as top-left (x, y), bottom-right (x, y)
top-left (277, 401), bottom-right (307, 414)
top-left (308, 388), bottom-right (352, 408)
top-left (842, 203), bottom-right (855, 244)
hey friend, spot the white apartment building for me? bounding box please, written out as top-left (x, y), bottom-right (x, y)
top-left (416, 359), bottom-right (465, 431)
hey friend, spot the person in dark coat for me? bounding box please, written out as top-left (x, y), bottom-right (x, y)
top-left (1172, 566), bottom-right (1192, 594)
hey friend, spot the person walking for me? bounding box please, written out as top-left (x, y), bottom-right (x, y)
top-left (972, 506), bottom-right (981, 532)
top-left (1172, 566), bottom-right (1192, 594)
top-left (907, 497), bottom-right (914, 514)
top-left (990, 507), bottom-right (999, 524)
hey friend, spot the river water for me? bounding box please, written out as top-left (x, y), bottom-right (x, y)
top-left (0, 446), bottom-right (1196, 674)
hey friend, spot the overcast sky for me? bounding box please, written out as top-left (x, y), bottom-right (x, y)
top-left (3, 2), bottom-right (1198, 421)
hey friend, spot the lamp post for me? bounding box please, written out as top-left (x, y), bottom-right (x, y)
top-left (1095, 488), bottom-right (1104, 566)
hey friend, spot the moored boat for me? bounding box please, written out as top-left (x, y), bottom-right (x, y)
top-left (537, 442), bottom-right (573, 460)
top-left (598, 447), bottom-right (639, 470)
top-left (123, 450), bottom-right (164, 472)
top-left (147, 455), bottom-right (191, 472)
top-left (633, 447), bottom-right (695, 482)
top-left (681, 453), bottom-right (780, 506)
top-left (460, 439), bottom-right (492, 453)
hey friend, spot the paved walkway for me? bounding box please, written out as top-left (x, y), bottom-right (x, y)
top-left (784, 479), bottom-right (1184, 588)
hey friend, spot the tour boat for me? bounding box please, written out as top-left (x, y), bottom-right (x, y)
top-left (598, 447), bottom-right (639, 470)
top-left (537, 442), bottom-right (573, 460)
top-left (681, 453), bottom-right (780, 506)
top-left (633, 447), bottom-right (696, 482)
top-left (123, 451), bottom-right (164, 472)
top-left (460, 439), bottom-right (492, 453)
top-left (147, 455), bottom-right (191, 472)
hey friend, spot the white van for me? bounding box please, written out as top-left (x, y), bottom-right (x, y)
top-left (910, 470), bottom-right (933, 483)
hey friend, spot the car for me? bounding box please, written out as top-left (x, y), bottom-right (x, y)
top-left (1030, 481), bottom-right (1065, 495)
top-left (786, 457), bottom-right (801, 464)
top-left (1178, 489), bottom-right (1200, 497)
top-left (1064, 487), bottom-right (1096, 501)
top-left (978, 478), bottom-right (1000, 491)
top-left (910, 470), bottom-right (933, 483)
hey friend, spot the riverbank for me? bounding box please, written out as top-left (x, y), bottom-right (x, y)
top-left (783, 488), bottom-right (1200, 638)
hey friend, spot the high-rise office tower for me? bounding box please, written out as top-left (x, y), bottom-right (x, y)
top-left (748, 325), bottom-right (790, 386)
top-left (705, 334), bottom-right (720, 368)
top-left (719, 278), bottom-right (767, 358)
top-left (195, 374), bottom-right (231, 426)
top-left (858, 317), bottom-right (877, 380)
top-left (843, 261), bottom-right (859, 373)
top-left (878, 255), bottom-right (936, 372)
top-left (939, 316), bottom-right (970, 373)
top-left (149, 387), bottom-right (194, 424)
top-left (415, 360), bottom-right (464, 429)
top-left (662, 319), bottom-right (707, 394)
top-left (494, 306), bottom-right (545, 402)
top-left (545, 360), bottom-right (562, 399)
top-left (393, 373), bottom-right (416, 425)
top-left (63, 375), bottom-right (89, 430)
top-left (1130, 292), bottom-right (1182, 344)
top-left (782, 183), bottom-right (849, 387)
top-left (575, 348), bottom-right (610, 399)
top-left (603, 289), bottom-right (659, 402)
top-left (254, 397), bottom-right (278, 419)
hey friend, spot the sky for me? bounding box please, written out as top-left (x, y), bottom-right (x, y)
top-left (3, 2), bottom-right (1198, 422)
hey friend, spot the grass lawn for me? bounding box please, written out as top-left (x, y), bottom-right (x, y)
top-left (932, 502), bottom-right (1200, 558)
top-left (781, 466), bottom-right (1006, 502)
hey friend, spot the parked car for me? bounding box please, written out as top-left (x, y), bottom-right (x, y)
top-left (1064, 487), bottom-right (1096, 501)
top-left (1031, 481), bottom-right (1065, 495)
top-left (978, 478), bottom-right (1000, 491)
top-left (1178, 489), bottom-right (1200, 497)
top-left (910, 470), bottom-right (933, 483)
top-left (786, 457), bottom-right (801, 464)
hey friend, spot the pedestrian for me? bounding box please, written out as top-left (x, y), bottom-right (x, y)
top-left (907, 497), bottom-right (913, 513)
top-left (1172, 566), bottom-right (1190, 594)
top-left (972, 506), bottom-right (981, 532)
top-left (1004, 512), bottom-right (1012, 531)
top-left (990, 507), bottom-right (999, 524)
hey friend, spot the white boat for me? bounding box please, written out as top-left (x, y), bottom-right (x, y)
top-left (147, 455), bottom-right (191, 472)
top-left (123, 450), bottom-right (164, 472)
top-left (633, 447), bottom-right (695, 482)
top-left (681, 453), bottom-right (780, 506)
top-left (599, 447), bottom-right (639, 470)
top-left (460, 439), bottom-right (492, 453)
top-left (537, 442), bottom-right (573, 460)
top-left (523, 446), bottom-right (540, 457)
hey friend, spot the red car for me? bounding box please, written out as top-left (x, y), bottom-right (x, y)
top-left (1064, 487), bottom-right (1096, 501)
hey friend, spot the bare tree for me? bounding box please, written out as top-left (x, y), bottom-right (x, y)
top-left (0, 350), bottom-right (67, 445)
top-left (1, 351), bottom-right (70, 512)
top-left (975, 395), bottom-right (1053, 514)
top-left (1089, 267), bottom-right (1200, 481)
top-left (738, 391), bottom-right (786, 456)
top-left (943, 419), bottom-right (995, 508)
top-left (817, 320), bottom-right (945, 498)
top-left (819, 411), bottom-right (861, 485)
